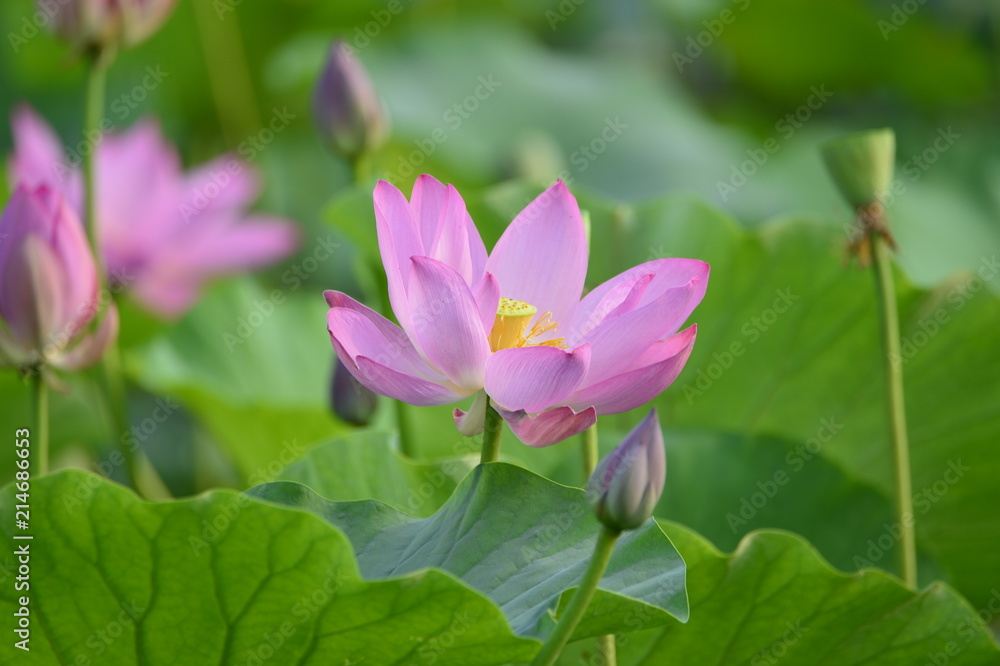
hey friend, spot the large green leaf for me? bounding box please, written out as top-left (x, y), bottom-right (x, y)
top-left (0, 470), bottom-right (538, 665)
top-left (250, 463), bottom-right (689, 641)
top-left (274, 429), bottom-right (476, 517)
top-left (127, 279), bottom-right (344, 485)
top-left (575, 193), bottom-right (1000, 607)
top-left (606, 524), bottom-right (1000, 666)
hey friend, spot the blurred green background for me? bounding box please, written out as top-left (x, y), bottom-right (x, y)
top-left (1, 0), bottom-right (999, 614)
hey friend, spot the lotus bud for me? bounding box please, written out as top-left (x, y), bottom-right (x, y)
top-left (821, 128), bottom-right (895, 209)
top-left (0, 186), bottom-right (118, 373)
top-left (313, 41), bottom-right (388, 161)
top-left (44, 0), bottom-right (178, 52)
top-left (330, 355), bottom-right (377, 425)
top-left (587, 410), bottom-right (665, 532)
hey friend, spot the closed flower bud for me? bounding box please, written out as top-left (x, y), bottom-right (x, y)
top-left (313, 41), bottom-right (388, 160)
top-left (44, 0), bottom-right (177, 52)
top-left (0, 186), bottom-right (118, 373)
top-left (330, 354), bottom-right (378, 425)
top-left (821, 128), bottom-right (895, 209)
top-left (587, 410), bottom-right (665, 532)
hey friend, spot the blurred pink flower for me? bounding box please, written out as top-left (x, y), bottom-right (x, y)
top-left (8, 105), bottom-right (300, 318)
top-left (0, 185), bottom-right (118, 372)
top-left (44, 0), bottom-right (177, 51)
top-left (325, 175), bottom-right (707, 447)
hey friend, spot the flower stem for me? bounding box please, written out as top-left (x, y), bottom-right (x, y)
top-left (531, 526), bottom-right (620, 666)
top-left (100, 342), bottom-right (141, 493)
top-left (32, 372), bottom-right (49, 476)
top-left (595, 635), bottom-right (617, 666)
top-left (480, 398), bottom-right (503, 464)
top-left (869, 228), bottom-right (917, 588)
top-left (580, 424), bottom-right (598, 481)
top-left (82, 49), bottom-right (109, 273)
top-left (396, 400), bottom-right (414, 458)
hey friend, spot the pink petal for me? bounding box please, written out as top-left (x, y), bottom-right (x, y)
top-left (485, 344), bottom-right (590, 413)
top-left (453, 391), bottom-right (488, 436)
top-left (564, 273), bottom-right (653, 343)
top-left (485, 181), bottom-right (587, 325)
top-left (181, 155), bottom-right (260, 215)
top-left (471, 273), bottom-right (500, 337)
top-left (374, 180), bottom-right (421, 331)
top-left (8, 105), bottom-right (83, 211)
top-left (407, 256), bottom-right (490, 391)
top-left (58, 304), bottom-right (119, 371)
top-left (327, 306), bottom-right (438, 381)
top-left (577, 278), bottom-right (702, 386)
top-left (409, 175), bottom-right (486, 285)
top-left (170, 216), bottom-right (300, 274)
top-left (328, 309), bottom-right (465, 406)
top-left (354, 355), bottom-right (466, 406)
top-left (567, 326), bottom-right (697, 414)
top-left (496, 405), bottom-right (597, 448)
top-left (409, 174), bottom-right (450, 251)
top-left (573, 258), bottom-right (709, 331)
top-left (324, 290), bottom-right (430, 374)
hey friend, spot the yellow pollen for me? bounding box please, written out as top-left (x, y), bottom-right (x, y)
top-left (489, 297), bottom-right (567, 351)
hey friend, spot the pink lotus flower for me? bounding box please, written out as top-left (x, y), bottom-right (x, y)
top-left (8, 105), bottom-right (300, 318)
top-left (0, 185), bottom-right (118, 372)
top-left (326, 176), bottom-right (707, 447)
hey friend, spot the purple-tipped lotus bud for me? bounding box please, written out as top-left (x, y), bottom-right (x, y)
top-left (0, 185), bottom-right (118, 373)
top-left (330, 354), bottom-right (377, 425)
top-left (313, 41), bottom-right (388, 160)
top-left (587, 410), bottom-right (666, 532)
top-left (44, 0), bottom-right (178, 52)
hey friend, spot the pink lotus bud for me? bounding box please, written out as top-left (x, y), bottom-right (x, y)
top-left (44, 0), bottom-right (177, 51)
top-left (0, 185), bottom-right (118, 373)
top-left (588, 410), bottom-right (666, 532)
top-left (313, 41), bottom-right (388, 160)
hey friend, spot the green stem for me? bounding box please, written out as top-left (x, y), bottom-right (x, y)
top-left (395, 400), bottom-right (414, 458)
top-left (531, 526), bottom-right (620, 666)
top-left (869, 229), bottom-right (917, 588)
top-left (480, 399), bottom-right (503, 464)
top-left (82, 50), bottom-right (109, 275)
top-left (595, 634), bottom-right (617, 665)
top-left (32, 372), bottom-right (49, 476)
top-left (580, 424), bottom-right (598, 481)
top-left (100, 342), bottom-right (140, 493)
